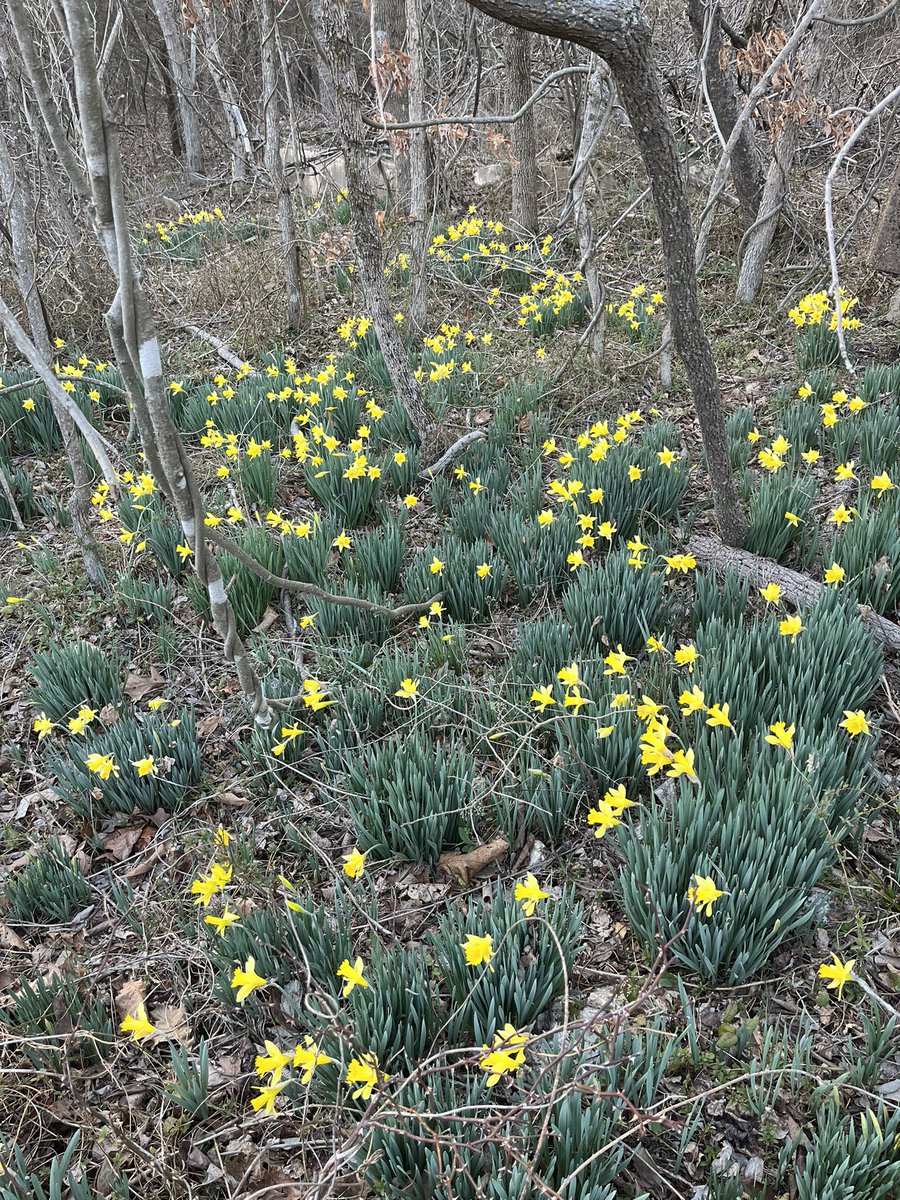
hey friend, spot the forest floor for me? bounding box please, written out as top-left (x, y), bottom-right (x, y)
top-left (1, 160), bottom-right (899, 1200)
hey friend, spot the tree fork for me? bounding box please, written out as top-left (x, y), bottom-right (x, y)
top-left (461, 0), bottom-right (748, 547)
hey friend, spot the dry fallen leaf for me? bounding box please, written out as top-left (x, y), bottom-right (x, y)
top-left (437, 837), bottom-right (509, 886)
top-left (151, 1003), bottom-right (191, 1046)
top-left (0, 922), bottom-right (26, 951)
top-left (115, 978), bottom-right (147, 1021)
top-left (124, 666), bottom-right (166, 703)
top-left (198, 713), bottom-right (223, 736)
top-left (98, 704), bottom-right (120, 728)
top-left (102, 823), bottom-right (147, 862)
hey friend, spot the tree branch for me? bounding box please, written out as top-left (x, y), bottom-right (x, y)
top-left (825, 81), bottom-right (900, 374)
top-left (203, 526), bottom-right (437, 621)
top-left (362, 65), bottom-right (590, 131)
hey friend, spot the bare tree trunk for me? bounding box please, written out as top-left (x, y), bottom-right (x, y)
top-left (372, 0), bottom-right (409, 209)
top-left (196, 2), bottom-right (252, 183)
top-left (505, 25), bottom-right (539, 234)
top-left (150, 0), bottom-right (204, 176)
top-left (868, 158), bottom-right (900, 276)
top-left (406, 0), bottom-right (429, 333)
top-left (259, 0), bottom-right (304, 331)
top-left (15, 0), bottom-right (271, 723)
top-left (736, 0), bottom-right (832, 301)
top-left (276, 23), bottom-right (325, 307)
top-left (0, 127), bottom-right (105, 589)
top-left (685, 0), bottom-right (762, 227)
top-left (462, 0), bottom-right (747, 547)
top-left (569, 57), bottom-right (612, 358)
top-left (308, 0), bottom-right (337, 122)
top-left (321, 0), bottom-right (430, 439)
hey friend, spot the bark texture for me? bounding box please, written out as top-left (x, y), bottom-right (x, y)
top-left (406, 0), bottom-right (429, 332)
top-left (867, 157), bottom-right (900, 277)
top-left (570, 57), bottom-right (612, 358)
top-left (685, 0), bottom-right (762, 226)
top-left (150, 0), bottom-right (204, 175)
top-left (462, 0), bottom-right (747, 546)
top-left (505, 25), bottom-right (539, 233)
top-left (259, 0), bottom-right (304, 330)
top-left (321, 0), bottom-right (429, 438)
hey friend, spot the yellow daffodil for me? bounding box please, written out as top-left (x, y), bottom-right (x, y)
top-left (839, 710), bottom-right (870, 736)
top-left (462, 933), bottom-right (494, 970)
top-left (231, 956), bottom-right (268, 1003)
top-left (765, 721), bottom-right (795, 750)
top-left (342, 848), bottom-right (366, 880)
top-left (818, 953), bottom-right (855, 1000)
top-left (688, 874), bottom-right (724, 917)
top-left (336, 956), bottom-right (370, 996)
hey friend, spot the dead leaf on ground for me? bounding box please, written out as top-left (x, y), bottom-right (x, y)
top-left (254, 1168), bottom-right (304, 1199)
top-left (101, 823), bottom-right (147, 862)
top-left (125, 839), bottom-right (172, 880)
top-left (124, 666), bottom-right (167, 703)
top-left (218, 790), bottom-right (250, 807)
top-left (198, 713), bottom-right (223, 736)
top-left (437, 837), bottom-right (509, 885)
top-left (0, 922), bottom-right (26, 951)
top-left (115, 978), bottom-right (147, 1020)
top-left (151, 1003), bottom-right (191, 1046)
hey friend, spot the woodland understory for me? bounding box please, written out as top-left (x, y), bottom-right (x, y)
top-left (1, 2), bottom-right (899, 1199)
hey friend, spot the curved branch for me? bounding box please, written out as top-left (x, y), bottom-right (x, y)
top-left (825, 81), bottom-right (900, 374)
top-left (419, 429), bottom-right (487, 480)
top-left (204, 526), bottom-right (437, 621)
top-left (817, 0), bottom-right (900, 24)
top-left (362, 64), bottom-right (590, 131)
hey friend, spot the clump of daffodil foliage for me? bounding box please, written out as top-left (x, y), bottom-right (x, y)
top-left (4, 840), bottom-right (91, 925)
top-left (49, 709), bottom-right (201, 820)
top-left (29, 639), bottom-right (124, 722)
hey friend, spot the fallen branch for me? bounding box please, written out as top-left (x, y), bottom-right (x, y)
top-left (0, 465), bottom-right (24, 529)
top-left (419, 428), bottom-right (487, 480)
top-left (688, 535), bottom-right (900, 654)
top-left (180, 323), bottom-right (246, 371)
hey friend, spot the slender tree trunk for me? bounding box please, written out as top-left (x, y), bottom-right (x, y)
top-left (505, 25), bottom-right (539, 234)
top-left (685, 0), bottom-right (762, 227)
top-left (461, 0), bottom-right (747, 546)
top-left (372, 0), bottom-right (409, 209)
top-left (150, 0), bottom-right (204, 176)
top-left (736, 0), bottom-right (832, 301)
top-left (570, 57), bottom-right (612, 358)
top-left (0, 128), bottom-right (105, 589)
top-left (308, 0), bottom-right (337, 122)
top-left (197, 2), bottom-right (252, 183)
top-left (406, 0), bottom-right (429, 333)
top-left (321, 0), bottom-right (429, 439)
top-left (259, 0), bottom-right (304, 330)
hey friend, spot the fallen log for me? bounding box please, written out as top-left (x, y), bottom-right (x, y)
top-left (688, 535), bottom-right (900, 654)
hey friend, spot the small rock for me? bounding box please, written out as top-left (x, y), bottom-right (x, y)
top-left (473, 163), bottom-right (509, 187)
top-left (745, 1156), bottom-right (765, 1184)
